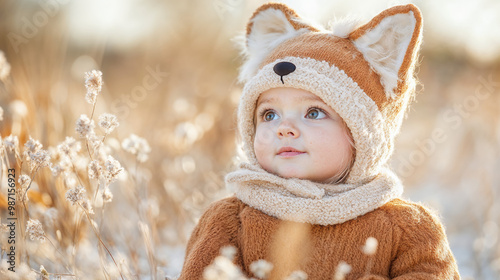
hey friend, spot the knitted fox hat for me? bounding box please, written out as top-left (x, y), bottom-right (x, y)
top-left (237, 3), bottom-right (423, 185)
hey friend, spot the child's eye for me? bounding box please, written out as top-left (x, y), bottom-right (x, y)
top-left (306, 108), bottom-right (326, 119)
top-left (263, 111), bottom-right (279, 122)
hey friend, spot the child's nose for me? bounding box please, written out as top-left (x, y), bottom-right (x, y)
top-left (277, 120), bottom-right (300, 138)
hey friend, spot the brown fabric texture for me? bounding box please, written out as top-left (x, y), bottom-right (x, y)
top-left (179, 197), bottom-right (460, 280)
top-left (261, 33), bottom-right (389, 111)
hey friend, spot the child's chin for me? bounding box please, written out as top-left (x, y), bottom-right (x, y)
top-left (276, 169), bottom-right (306, 180)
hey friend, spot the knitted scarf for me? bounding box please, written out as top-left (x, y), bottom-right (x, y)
top-left (225, 163), bottom-right (403, 225)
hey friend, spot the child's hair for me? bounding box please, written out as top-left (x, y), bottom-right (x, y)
top-left (328, 120), bottom-right (355, 184)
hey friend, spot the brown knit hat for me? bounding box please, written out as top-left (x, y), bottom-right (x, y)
top-left (237, 3), bottom-right (423, 184)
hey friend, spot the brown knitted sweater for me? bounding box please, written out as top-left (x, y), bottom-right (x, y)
top-left (179, 196), bottom-right (460, 280)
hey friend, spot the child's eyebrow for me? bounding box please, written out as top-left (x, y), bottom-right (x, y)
top-left (257, 94), bottom-right (323, 106)
top-left (301, 95), bottom-right (323, 102)
top-left (256, 96), bottom-right (276, 106)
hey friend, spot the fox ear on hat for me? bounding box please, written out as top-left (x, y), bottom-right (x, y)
top-left (349, 4), bottom-right (423, 99)
top-left (239, 3), bottom-right (318, 83)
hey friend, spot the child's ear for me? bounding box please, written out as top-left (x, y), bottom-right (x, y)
top-left (349, 4), bottom-right (423, 99)
top-left (239, 3), bottom-right (318, 83)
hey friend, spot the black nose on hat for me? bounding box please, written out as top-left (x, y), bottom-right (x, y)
top-left (273, 62), bottom-right (296, 84)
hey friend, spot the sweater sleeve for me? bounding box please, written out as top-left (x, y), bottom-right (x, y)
top-left (178, 196), bottom-right (244, 280)
top-left (381, 200), bottom-right (460, 280)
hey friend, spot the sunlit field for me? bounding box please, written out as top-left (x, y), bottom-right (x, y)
top-left (0, 0), bottom-right (499, 279)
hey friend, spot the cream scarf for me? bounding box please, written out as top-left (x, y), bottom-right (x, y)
top-left (225, 163), bottom-right (403, 226)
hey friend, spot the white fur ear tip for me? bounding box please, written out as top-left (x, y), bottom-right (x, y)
top-left (237, 74), bottom-right (245, 84)
top-left (231, 33), bottom-right (247, 52)
top-left (237, 69), bottom-right (252, 84)
top-left (250, 8), bottom-right (290, 33)
top-left (328, 16), bottom-right (362, 38)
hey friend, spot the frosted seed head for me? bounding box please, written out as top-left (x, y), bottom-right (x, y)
top-left (250, 259), bottom-right (273, 279)
top-left (30, 149), bottom-right (51, 169)
top-left (220, 245), bottom-right (237, 260)
top-left (122, 134), bottom-right (151, 162)
top-left (284, 270), bottom-right (308, 280)
top-left (104, 155), bottom-right (123, 184)
top-left (88, 160), bottom-right (103, 180)
top-left (84, 70), bottom-right (103, 104)
top-left (3, 135), bottom-right (18, 152)
top-left (102, 187), bottom-right (113, 203)
top-left (334, 261), bottom-right (352, 280)
top-left (98, 113), bottom-right (119, 134)
top-left (24, 136), bottom-right (42, 155)
top-left (65, 185), bottom-right (86, 205)
top-left (23, 137), bottom-right (51, 171)
top-left (363, 237), bottom-right (378, 255)
top-left (26, 219), bottom-right (45, 242)
top-left (18, 174), bottom-right (31, 189)
top-left (57, 136), bottom-right (81, 156)
top-left (75, 114), bottom-right (95, 138)
top-left (203, 254), bottom-right (245, 280)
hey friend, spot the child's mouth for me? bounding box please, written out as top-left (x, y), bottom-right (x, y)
top-left (277, 147), bottom-right (305, 157)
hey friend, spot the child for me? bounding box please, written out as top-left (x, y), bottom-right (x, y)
top-left (179, 3), bottom-right (460, 279)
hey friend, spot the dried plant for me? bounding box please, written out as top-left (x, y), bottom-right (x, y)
top-left (249, 259), bottom-right (273, 279)
top-left (333, 261), bottom-right (352, 280)
top-left (0, 65), bottom-right (161, 279)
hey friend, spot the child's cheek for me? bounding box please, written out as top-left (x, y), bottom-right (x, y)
top-left (254, 125), bottom-right (274, 167)
top-left (254, 124), bottom-right (275, 151)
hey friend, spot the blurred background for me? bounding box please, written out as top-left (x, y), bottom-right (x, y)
top-left (0, 0), bottom-right (499, 279)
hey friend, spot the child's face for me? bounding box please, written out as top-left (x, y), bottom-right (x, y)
top-left (254, 88), bottom-right (353, 183)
